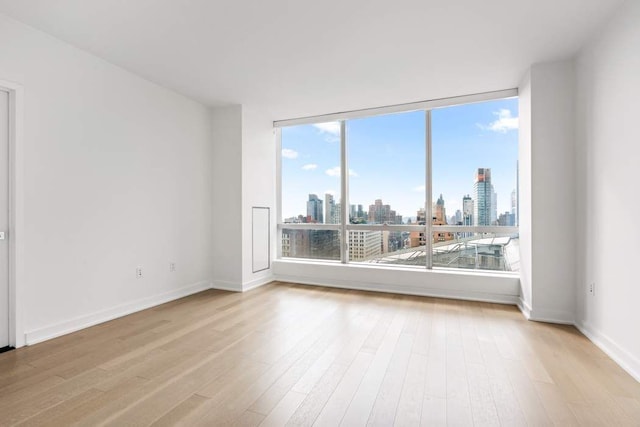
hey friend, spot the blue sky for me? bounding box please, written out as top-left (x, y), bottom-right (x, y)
top-left (281, 98), bottom-right (519, 221)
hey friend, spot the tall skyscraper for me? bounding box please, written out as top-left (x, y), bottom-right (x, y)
top-left (306, 194), bottom-right (323, 223)
top-left (324, 193), bottom-right (339, 224)
top-left (491, 190), bottom-right (498, 225)
top-left (324, 193), bottom-right (333, 224)
top-left (462, 194), bottom-right (474, 226)
top-left (511, 188), bottom-right (517, 226)
top-left (434, 194), bottom-right (446, 223)
top-left (473, 168), bottom-right (493, 226)
top-left (432, 194), bottom-right (453, 242)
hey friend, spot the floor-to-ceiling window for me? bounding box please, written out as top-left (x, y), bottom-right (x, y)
top-left (277, 90), bottom-right (519, 273)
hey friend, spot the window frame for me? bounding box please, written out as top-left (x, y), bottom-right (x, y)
top-left (275, 88), bottom-right (519, 271)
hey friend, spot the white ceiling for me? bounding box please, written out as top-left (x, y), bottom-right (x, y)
top-left (0, 0), bottom-right (623, 120)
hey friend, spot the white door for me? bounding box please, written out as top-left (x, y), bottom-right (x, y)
top-left (0, 89), bottom-right (8, 349)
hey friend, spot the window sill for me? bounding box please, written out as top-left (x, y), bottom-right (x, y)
top-left (272, 259), bottom-right (520, 305)
top-left (275, 257), bottom-right (519, 278)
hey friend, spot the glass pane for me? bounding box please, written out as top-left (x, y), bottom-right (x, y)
top-left (281, 122), bottom-right (341, 224)
top-left (431, 98), bottom-right (519, 228)
top-left (432, 231), bottom-right (520, 272)
top-left (346, 111), bottom-right (426, 264)
top-left (347, 111), bottom-right (426, 225)
top-left (349, 229), bottom-right (425, 267)
top-left (281, 229), bottom-right (341, 261)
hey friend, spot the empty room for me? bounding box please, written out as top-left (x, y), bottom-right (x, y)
top-left (0, 0), bottom-right (639, 425)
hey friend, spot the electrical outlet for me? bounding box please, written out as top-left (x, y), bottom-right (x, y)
top-left (589, 282), bottom-right (595, 296)
top-left (136, 267), bottom-right (143, 279)
top-left (169, 262), bottom-right (176, 272)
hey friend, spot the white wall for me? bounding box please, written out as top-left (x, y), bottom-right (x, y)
top-left (529, 60), bottom-right (577, 323)
top-left (241, 106), bottom-right (276, 290)
top-left (517, 61), bottom-right (576, 324)
top-left (210, 105), bottom-right (276, 292)
top-left (211, 105), bottom-right (243, 291)
top-left (0, 14), bottom-right (214, 345)
top-left (575, 0), bottom-right (640, 381)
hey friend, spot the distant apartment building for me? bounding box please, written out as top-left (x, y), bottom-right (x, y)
top-left (498, 211), bottom-right (516, 226)
top-left (409, 208), bottom-right (427, 248)
top-left (349, 230), bottom-right (382, 261)
top-left (455, 210), bottom-right (462, 225)
top-left (368, 199), bottom-right (401, 224)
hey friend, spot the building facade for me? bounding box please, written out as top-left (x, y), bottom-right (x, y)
top-left (473, 168), bottom-right (494, 226)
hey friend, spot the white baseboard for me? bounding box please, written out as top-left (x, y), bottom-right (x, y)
top-left (275, 274), bottom-right (519, 305)
top-left (575, 321), bottom-right (640, 383)
top-left (517, 297), bottom-right (532, 319)
top-left (212, 276), bottom-right (275, 293)
top-left (516, 298), bottom-right (574, 325)
top-left (211, 280), bottom-right (242, 292)
top-left (243, 275), bottom-right (274, 292)
top-left (24, 281), bottom-right (212, 346)
top-left (529, 307), bottom-right (575, 325)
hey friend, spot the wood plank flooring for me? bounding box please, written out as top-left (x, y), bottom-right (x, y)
top-left (1, 282), bottom-right (639, 426)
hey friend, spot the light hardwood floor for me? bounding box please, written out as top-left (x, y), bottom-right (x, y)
top-left (1, 282), bottom-right (639, 426)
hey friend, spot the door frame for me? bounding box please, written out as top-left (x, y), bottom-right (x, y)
top-left (0, 79), bottom-right (25, 348)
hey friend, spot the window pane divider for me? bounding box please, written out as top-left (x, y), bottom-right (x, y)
top-left (345, 224), bottom-right (426, 232)
top-left (425, 110), bottom-right (433, 269)
top-left (275, 128), bottom-right (283, 259)
top-left (278, 224), bottom-right (341, 231)
top-left (433, 226), bottom-right (518, 233)
top-left (340, 120), bottom-right (349, 264)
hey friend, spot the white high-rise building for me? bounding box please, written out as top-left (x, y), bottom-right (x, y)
top-left (348, 230), bottom-right (382, 261)
top-left (324, 193), bottom-right (340, 224)
top-left (462, 194), bottom-right (474, 226)
top-left (511, 189), bottom-right (518, 226)
top-left (491, 189), bottom-right (498, 225)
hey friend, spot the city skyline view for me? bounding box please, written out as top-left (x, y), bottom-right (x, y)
top-left (281, 98), bottom-right (519, 222)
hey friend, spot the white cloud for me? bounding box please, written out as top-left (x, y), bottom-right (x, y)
top-left (480, 109), bottom-right (519, 133)
top-left (325, 166), bottom-right (358, 177)
top-left (413, 185), bottom-right (426, 192)
top-left (325, 167), bottom-right (340, 177)
top-left (313, 122), bottom-right (340, 142)
top-left (281, 148), bottom-right (298, 159)
top-left (313, 122), bottom-right (340, 136)
top-left (301, 163), bottom-right (317, 170)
